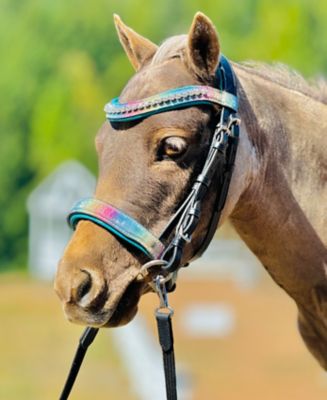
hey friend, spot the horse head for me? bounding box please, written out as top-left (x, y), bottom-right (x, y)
top-left (54, 12), bottom-right (246, 327)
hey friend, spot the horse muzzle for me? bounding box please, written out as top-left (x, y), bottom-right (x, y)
top-left (55, 256), bottom-right (142, 327)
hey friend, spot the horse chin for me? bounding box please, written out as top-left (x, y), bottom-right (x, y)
top-left (103, 280), bottom-right (144, 327)
top-left (104, 303), bottom-right (139, 327)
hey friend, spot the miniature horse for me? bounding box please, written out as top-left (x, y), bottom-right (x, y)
top-left (55, 13), bottom-right (327, 369)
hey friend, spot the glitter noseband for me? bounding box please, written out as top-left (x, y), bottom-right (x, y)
top-left (68, 198), bottom-right (164, 259)
top-left (68, 55), bottom-right (239, 265)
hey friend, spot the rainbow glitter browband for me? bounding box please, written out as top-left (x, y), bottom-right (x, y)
top-left (104, 85), bottom-right (238, 122)
top-left (68, 198), bottom-right (165, 259)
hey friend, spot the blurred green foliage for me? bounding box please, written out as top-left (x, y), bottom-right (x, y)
top-left (0, 0), bottom-right (326, 269)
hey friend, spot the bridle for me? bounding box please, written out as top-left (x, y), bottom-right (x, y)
top-left (59, 55), bottom-right (240, 399)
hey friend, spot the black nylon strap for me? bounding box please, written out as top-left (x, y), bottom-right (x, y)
top-left (156, 312), bottom-right (177, 400)
top-left (59, 327), bottom-right (99, 400)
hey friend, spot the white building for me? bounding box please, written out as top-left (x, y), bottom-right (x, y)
top-left (27, 160), bottom-right (96, 280)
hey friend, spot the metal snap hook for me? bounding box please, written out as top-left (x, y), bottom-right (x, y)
top-left (154, 275), bottom-right (174, 317)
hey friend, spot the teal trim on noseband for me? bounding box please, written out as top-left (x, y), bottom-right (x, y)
top-left (69, 213), bottom-right (153, 258)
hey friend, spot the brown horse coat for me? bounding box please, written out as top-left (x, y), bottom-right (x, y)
top-left (55, 13), bottom-right (327, 369)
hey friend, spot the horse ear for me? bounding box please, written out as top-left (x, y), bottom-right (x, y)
top-left (187, 12), bottom-right (220, 78)
top-left (113, 14), bottom-right (158, 71)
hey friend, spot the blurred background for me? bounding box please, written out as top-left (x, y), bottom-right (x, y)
top-left (1, 0), bottom-right (327, 399)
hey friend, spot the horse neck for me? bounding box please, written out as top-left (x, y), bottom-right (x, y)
top-left (227, 65), bottom-right (327, 305)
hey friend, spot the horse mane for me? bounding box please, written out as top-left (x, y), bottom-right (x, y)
top-left (235, 62), bottom-right (327, 105)
top-left (150, 35), bottom-right (327, 105)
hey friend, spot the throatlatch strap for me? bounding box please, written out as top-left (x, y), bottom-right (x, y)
top-left (189, 54), bottom-right (239, 261)
top-left (68, 198), bottom-right (164, 259)
top-left (156, 312), bottom-right (177, 400)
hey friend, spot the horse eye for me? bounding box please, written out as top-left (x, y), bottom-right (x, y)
top-left (158, 136), bottom-right (187, 160)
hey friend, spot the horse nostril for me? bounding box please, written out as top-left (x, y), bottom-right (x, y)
top-left (77, 270), bottom-right (92, 301)
top-left (71, 269), bottom-right (92, 304)
top-left (71, 268), bottom-right (108, 310)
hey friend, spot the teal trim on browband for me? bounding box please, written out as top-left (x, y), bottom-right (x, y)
top-left (68, 198), bottom-right (165, 259)
top-left (104, 85), bottom-right (238, 122)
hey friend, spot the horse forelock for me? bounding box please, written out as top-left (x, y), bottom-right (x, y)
top-left (119, 35), bottom-right (197, 103)
top-left (150, 35), bottom-right (187, 65)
